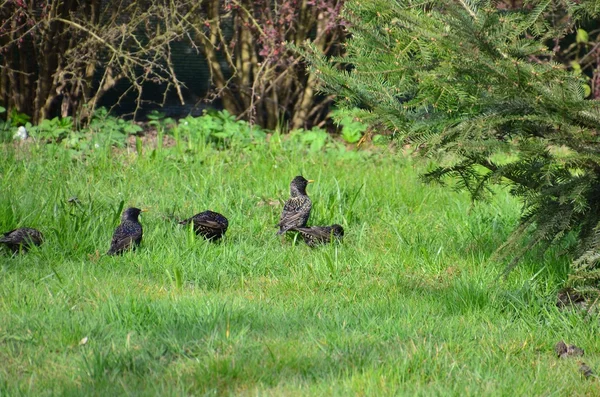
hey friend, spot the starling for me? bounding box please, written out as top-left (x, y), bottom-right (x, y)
top-left (579, 361), bottom-right (595, 379)
top-left (293, 224), bottom-right (344, 247)
top-left (555, 340), bottom-right (585, 359)
top-left (277, 176), bottom-right (313, 235)
top-left (179, 210), bottom-right (229, 241)
top-left (107, 207), bottom-right (145, 255)
top-left (0, 227), bottom-right (43, 253)
top-left (557, 287), bottom-right (587, 310)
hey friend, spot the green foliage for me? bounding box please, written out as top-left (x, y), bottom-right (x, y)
top-left (576, 28), bottom-right (589, 44)
top-left (287, 127), bottom-right (332, 152)
top-left (8, 108), bottom-right (30, 126)
top-left (18, 108), bottom-right (144, 156)
top-left (0, 106), bottom-right (9, 143)
top-left (311, 0), bottom-right (600, 289)
top-left (283, 127), bottom-right (365, 160)
top-left (4, 107), bottom-right (362, 159)
top-left (170, 110), bottom-right (266, 150)
top-left (331, 108), bottom-right (368, 144)
top-left (30, 117), bottom-right (74, 141)
top-left (88, 108), bottom-right (143, 148)
top-left (0, 107), bottom-right (31, 143)
top-left (146, 110), bottom-right (168, 123)
top-left (145, 110), bottom-right (176, 133)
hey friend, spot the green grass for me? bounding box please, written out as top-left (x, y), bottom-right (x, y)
top-left (0, 140), bottom-right (597, 396)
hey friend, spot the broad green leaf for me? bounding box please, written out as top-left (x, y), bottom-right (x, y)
top-left (576, 28), bottom-right (588, 43)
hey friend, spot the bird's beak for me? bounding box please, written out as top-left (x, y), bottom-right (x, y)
top-left (307, 179), bottom-right (315, 183)
top-left (141, 208), bottom-right (150, 212)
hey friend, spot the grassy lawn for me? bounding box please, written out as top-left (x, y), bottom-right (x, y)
top-left (0, 139), bottom-right (597, 396)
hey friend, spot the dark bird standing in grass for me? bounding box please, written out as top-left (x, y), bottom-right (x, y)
top-left (293, 224), bottom-right (345, 247)
top-left (555, 340), bottom-right (585, 359)
top-left (277, 176), bottom-right (313, 235)
top-left (0, 227), bottom-right (44, 253)
top-left (556, 287), bottom-right (587, 310)
top-left (107, 207), bottom-right (145, 255)
top-left (579, 361), bottom-right (595, 379)
top-left (179, 210), bottom-right (229, 241)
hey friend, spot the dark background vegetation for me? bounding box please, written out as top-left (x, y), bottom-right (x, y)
top-left (0, 0), bottom-right (345, 130)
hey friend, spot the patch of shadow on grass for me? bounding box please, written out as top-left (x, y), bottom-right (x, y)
top-left (395, 275), bottom-right (492, 316)
top-left (75, 298), bottom-right (412, 394)
top-left (180, 339), bottom-right (401, 395)
top-left (71, 321), bottom-right (400, 395)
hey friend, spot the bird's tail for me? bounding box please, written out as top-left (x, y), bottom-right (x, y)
top-left (277, 226), bottom-right (290, 235)
top-left (277, 226), bottom-right (300, 235)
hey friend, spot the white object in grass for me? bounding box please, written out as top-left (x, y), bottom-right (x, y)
top-left (13, 126), bottom-right (28, 140)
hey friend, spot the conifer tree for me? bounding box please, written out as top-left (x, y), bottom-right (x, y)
top-left (310, 0), bottom-right (600, 290)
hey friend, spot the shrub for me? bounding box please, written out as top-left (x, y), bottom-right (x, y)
top-left (312, 1), bottom-right (600, 290)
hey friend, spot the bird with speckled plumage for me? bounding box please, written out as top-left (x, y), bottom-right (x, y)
top-left (555, 340), bottom-right (584, 359)
top-left (579, 361), bottom-right (595, 379)
top-left (293, 224), bottom-right (344, 247)
top-left (179, 210), bottom-right (229, 241)
top-left (277, 176), bottom-right (313, 235)
top-left (107, 207), bottom-right (145, 255)
top-left (0, 227), bottom-right (43, 253)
